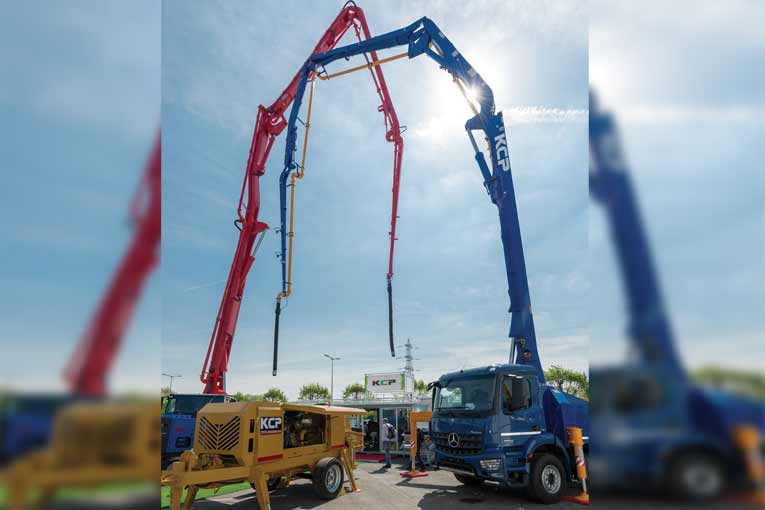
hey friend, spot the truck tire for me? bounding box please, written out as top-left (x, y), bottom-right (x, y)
top-left (454, 473), bottom-right (485, 486)
top-left (313, 457), bottom-right (345, 499)
top-left (527, 454), bottom-right (565, 504)
top-left (667, 452), bottom-right (724, 501)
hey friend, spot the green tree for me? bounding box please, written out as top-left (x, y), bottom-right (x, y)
top-left (544, 365), bottom-right (589, 400)
top-left (343, 382), bottom-right (367, 399)
top-left (693, 366), bottom-right (765, 399)
top-left (232, 391), bottom-right (255, 402)
top-left (261, 387), bottom-right (288, 403)
top-left (298, 383), bottom-right (331, 401)
top-left (414, 379), bottom-right (429, 396)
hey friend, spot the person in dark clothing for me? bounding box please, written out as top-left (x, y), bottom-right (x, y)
top-left (415, 428), bottom-right (427, 471)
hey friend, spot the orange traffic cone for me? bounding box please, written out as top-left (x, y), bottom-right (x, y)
top-left (400, 441), bottom-right (428, 478)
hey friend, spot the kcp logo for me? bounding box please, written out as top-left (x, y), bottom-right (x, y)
top-left (372, 379), bottom-right (397, 386)
top-left (260, 416), bottom-right (283, 435)
top-left (494, 131), bottom-right (511, 172)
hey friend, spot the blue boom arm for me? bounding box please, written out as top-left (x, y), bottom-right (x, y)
top-left (589, 91), bottom-right (684, 375)
top-left (275, 17), bottom-right (545, 382)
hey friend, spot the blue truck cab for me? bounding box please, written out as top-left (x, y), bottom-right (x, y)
top-left (0, 394), bottom-right (76, 465)
top-left (161, 393), bottom-right (233, 468)
top-left (431, 364), bottom-right (589, 504)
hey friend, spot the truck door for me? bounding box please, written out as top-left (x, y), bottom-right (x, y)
top-left (499, 376), bottom-right (544, 446)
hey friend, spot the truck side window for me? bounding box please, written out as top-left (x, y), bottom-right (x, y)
top-left (613, 376), bottom-right (665, 414)
top-left (503, 377), bottom-right (532, 413)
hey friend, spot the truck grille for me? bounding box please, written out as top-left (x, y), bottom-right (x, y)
top-left (433, 431), bottom-right (483, 455)
top-left (197, 416), bottom-right (240, 451)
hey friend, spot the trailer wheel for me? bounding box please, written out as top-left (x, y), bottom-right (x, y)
top-left (454, 473), bottom-right (485, 486)
top-left (527, 454), bottom-right (565, 504)
top-left (667, 452), bottom-right (724, 501)
top-left (313, 457), bottom-right (345, 499)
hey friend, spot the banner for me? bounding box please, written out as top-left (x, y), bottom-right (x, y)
top-left (365, 372), bottom-right (406, 393)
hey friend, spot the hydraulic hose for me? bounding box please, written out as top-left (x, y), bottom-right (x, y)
top-left (273, 299), bottom-right (281, 376)
top-left (387, 277), bottom-right (395, 357)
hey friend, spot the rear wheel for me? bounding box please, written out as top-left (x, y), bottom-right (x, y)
top-left (313, 457), bottom-right (345, 499)
top-left (527, 454), bottom-right (565, 504)
top-left (667, 452), bottom-right (724, 501)
top-left (454, 473), bottom-right (485, 486)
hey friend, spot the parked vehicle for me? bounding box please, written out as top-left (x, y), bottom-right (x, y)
top-left (161, 393), bottom-right (233, 468)
top-left (431, 365), bottom-right (589, 503)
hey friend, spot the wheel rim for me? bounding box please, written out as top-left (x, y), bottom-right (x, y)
top-left (683, 461), bottom-right (722, 498)
top-left (325, 464), bottom-right (342, 492)
top-left (541, 465), bottom-right (562, 494)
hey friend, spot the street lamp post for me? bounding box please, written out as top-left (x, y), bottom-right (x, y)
top-left (323, 354), bottom-right (340, 404)
top-left (162, 373), bottom-right (182, 394)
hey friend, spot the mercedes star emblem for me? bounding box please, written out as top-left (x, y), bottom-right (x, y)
top-left (447, 432), bottom-right (460, 448)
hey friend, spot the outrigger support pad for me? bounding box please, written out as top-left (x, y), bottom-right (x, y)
top-left (387, 278), bottom-right (395, 357)
top-left (273, 299), bottom-right (281, 376)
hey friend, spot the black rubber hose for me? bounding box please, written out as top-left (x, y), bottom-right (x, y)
top-left (273, 300), bottom-right (281, 376)
top-left (387, 279), bottom-right (395, 357)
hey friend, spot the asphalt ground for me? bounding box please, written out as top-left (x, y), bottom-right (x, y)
top-left (193, 458), bottom-right (583, 510)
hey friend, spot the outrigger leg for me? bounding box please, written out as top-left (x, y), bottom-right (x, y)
top-left (252, 468), bottom-right (272, 510)
top-left (341, 448), bottom-right (359, 493)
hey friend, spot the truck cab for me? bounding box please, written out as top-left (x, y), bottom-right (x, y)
top-left (0, 394), bottom-right (77, 466)
top-left (431, 364), bottom-right (588, 504)
top-left (161, 393), bottom-right (233, 468)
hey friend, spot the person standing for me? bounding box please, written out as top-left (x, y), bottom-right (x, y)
top-left (381, 417), bottom-right (397, 468)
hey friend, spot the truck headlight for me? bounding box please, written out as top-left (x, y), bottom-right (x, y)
top-left (480, 458), bottom-right (502, 472)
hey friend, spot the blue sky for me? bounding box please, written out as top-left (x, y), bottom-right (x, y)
top-left (162, 0), bottom-right (589, 398)
top-left (2, 1), bottom-right (756, 400)
top-left (0, 2), bottom-right (160, 393)
top-left (589, 1), bottom-right (764, 370)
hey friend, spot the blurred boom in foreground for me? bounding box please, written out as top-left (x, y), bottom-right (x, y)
top-left (588, 91), bottom-right (764, 504)
top-left (0, 138), bottom-right (161, 509)
top-left (64, 137), bottom-right (161, 396)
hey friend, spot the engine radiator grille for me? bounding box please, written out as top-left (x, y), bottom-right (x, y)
top-left (433, 431), bottom-right (484, 455)
top-left (197, 416), bottom-right (240, 452)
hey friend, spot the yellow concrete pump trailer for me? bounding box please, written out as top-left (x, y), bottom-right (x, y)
top-left (161, 401), bottom-right (365, 510)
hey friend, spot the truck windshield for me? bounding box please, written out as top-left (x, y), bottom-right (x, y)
top-left (163, 395), bottom-right (224, 415)
top-left (434, 376), bottom-right (496, 415)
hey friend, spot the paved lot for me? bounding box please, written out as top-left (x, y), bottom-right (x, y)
top-left (194, 459), bottom-right (582, 510)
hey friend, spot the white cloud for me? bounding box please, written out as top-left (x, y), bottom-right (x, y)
top-left (619, 105), bottom-right (765, 125)
top-left (503, 106), bottom-right (587, 124)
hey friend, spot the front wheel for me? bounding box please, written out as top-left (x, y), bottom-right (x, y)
top-left (313, 457), bottom-right (345, 499)
top-left (454, 473), bottom-right (485, 486)
top-left (527, 454), bottom-right (565, 504)
top-left (667, 453), bottom-right (724, 501)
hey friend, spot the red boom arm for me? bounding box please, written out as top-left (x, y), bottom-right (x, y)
top-left (201, 3), bottom-right (403, 394)
top-left (63, 135), bottom-right (161, 396)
